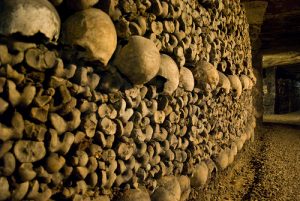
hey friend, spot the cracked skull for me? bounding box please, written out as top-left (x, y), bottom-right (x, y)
top-left (62, 8), bottom-right (117, 65)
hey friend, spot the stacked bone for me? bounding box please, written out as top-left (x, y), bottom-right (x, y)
top-left (0, 0), bottom-right (256, 200)
top-left (105, 0), bottom-right (254, 77)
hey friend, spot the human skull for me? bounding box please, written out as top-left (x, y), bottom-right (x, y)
top-left (179, 67), bottom-right (194, 92)
top-left (240, 74), bottom-right (250, 90)
top-left (114, 36), bottom-right (161, 85)
top-left (228, 75), bottom-right (242, 97)
top-left (218, 71), bottom-right (231, 94)
top-left (0, 0), bottom-right (60, 42)
top-left (190, 163), bottom-right (208, 187)
top-left (156, 54), bottom-right (179, 95)
top-left (192, 61), bottom-right (219, 90)
top-left (61, 8), bottom-right (117, 65)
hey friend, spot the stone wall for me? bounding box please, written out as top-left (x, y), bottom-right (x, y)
top-left (263, 68), bottom-right (276, 114)
top-left (0, 0), bottom-right (256, 200)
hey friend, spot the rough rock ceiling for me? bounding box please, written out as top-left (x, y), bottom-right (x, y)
top-left (261, 0), bottom-right (300, 49)
top-left (242, 0), bottom-right (300, 50)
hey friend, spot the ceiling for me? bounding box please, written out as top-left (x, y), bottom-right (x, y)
top-left (242, 0), bottom-right (300, 69)
top-left (242, 0), bottom-right (300, 50)
top-left (260, 0), bottom-right (300, 49)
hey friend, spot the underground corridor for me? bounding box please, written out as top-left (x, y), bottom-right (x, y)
top-left (0, 0), bottom-right (300, 201)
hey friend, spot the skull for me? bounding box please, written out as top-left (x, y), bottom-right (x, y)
top-left (240, 75), bottom-right (250, 90)
top-left (61, 8), bottom-right (117, 65)
top-left (0, 0), bottom-right (60, 42)
top-left (156, 54), bottom-right (180, 95)
top-left (179, 67), bottom-right (194, 92)
top-left (192, 61), bottom-right (219, 90)
top-left (114, 36), bottom-right (161, 85)
top-left (218, 71), bottom-right (231, 94)
top-left (228, 75), bottom-right (242, 97)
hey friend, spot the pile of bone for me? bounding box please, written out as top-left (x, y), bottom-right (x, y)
top-left (0, 52), bottom-right (256, 200)
top-left (0, 0), bottom-right (256, 200)
top-left (48, 0), bottom-right (254, 76)
top-left (103, 0), bottom-right (254, 76)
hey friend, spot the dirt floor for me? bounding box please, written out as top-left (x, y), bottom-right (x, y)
top-left (189, 123), bottom-right (300, 201)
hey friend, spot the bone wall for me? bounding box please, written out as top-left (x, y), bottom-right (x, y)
top-left (0, 0), bottom-right (256, 201)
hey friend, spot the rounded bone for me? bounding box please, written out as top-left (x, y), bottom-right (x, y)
top-left (62, 8), bottom-right (117, 65)
top-left (240, 74), bottom-right (250, 90)
top-left (214, 150), bottom-right (229, 170)
top-left (12, 181), bottom-right (29, 200)
top-left (0, 0), bottom-right (61, 41)
top-left (192, 60), bottom-right (219, 90)
top-left (14, 140), bottom-right (46, 163)
top-left (227, 148), bottom-right (235, 165)
top-left (0, 141), bottom-right (13, 159)
top-left (156, 54), bottom-right (180, 95)
top-left (177, 175), bottom-right (191, 201)
top-left (18, 163), bottom-right (36, 181)
top-left (99, 117), bottom-right (117, 135)
top-left (151, 176), bottom-right (181, 201)
top-left (25, 48), bottom-right (56, 71)
top-left (0, 112), bottom-right (24, 141)
top-left (46, 153), bottom-right (66, 173)
top-left (119, 187), bottom-right (151, 201)
top-left (0, 152), bottom-right (15, 176)
top-left (0, 177), bottom-right (10, 200)
top-left (217, 71), bottom-right (231, 94)
top-left (7, 80), bottom-right (36, 107)
top-left (5, 64), bottom-right (24, 84)
top-left (48, 129), bottom-right (74, 155)
top-left (114, 36), bottom-right (161, 85)
top-left (179, 67), bottom-right (194, 91)
top-left (228, 74), bottom-right (242, 97)
top-left (117, 142), bottom-right (135, 160)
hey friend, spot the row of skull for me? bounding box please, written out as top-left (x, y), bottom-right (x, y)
top-left (0, 0), bottom-right (253, 94)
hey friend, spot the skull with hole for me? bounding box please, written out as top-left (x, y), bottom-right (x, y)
top-left (155, 54), bottom-right (180, 95)
top-left (179, 67), bottom-right (194, 92)
top-left (239, 74), bottom-right (251, 90)
top-left (192, 61), bottom-right (219, 90)
top-left (62, 8), bottom-right (117, 65)
top-left (228, 75), bottom-right (242, 97)
top-left (114, 36), bottom-right (161, 85)
top-left (0, 0), bottom-right (60, 42)
top-left (217, 71), bottom-right (231, 94)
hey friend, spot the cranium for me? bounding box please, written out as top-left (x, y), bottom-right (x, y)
top-left (61, 8), bottom-right (117, 65)
top-left (114, 36), bottom-right (161, 85)
top-left (0, 0), bottom-right (60, 42)
top-left (179, 67), bottom-right (194, 92)
top-left (217, 71), bottom-right (231, 94)
top-left (156, 54), bottom-right (179, 95)
top-left (239, 75), bottom-right (250, 90)
top-left (228, 75), bottom-right (242, 97)
top-left (192, 61), bottom-right (219, 90)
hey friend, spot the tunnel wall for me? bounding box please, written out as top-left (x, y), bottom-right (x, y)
top-left (0, 0), bottom-right (256, 200)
